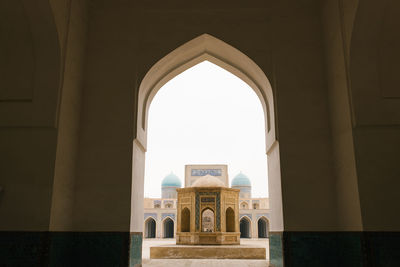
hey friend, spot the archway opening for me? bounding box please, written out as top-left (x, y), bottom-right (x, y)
top-left (144, 217), bottom-right (156, 238)
top-left (131, 33), bottom-right (281, 264)
top-left (202, 208), bottom-right (215, 232)
top-left (163, 217), bottom-right (174, 238)
top-left (258, 217), bottom-right (269, 238)
top-left (181, 208), bottom-right (190, 232)
top-left (226, 207), bottom-right (235, 232)
top-left (240, 217), bottom-right (251, 238)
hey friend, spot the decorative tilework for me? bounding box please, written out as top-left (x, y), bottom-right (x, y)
top-left (161, 213), bottom-right (175, 220)
top-left (269, 232), bottom-right (283, 267)
top-left (256, 214), bottom-right (269, 220)
top-left (283, 232), bottom-right (363, 267)
top-left (129, 233), bottom-right (142, 267)
top-left (191, 169), bottom-right (222, 176)
top-left (144, 213), bottom-right (157, 220)
top-left (239, 214), bottom-right (252, 220)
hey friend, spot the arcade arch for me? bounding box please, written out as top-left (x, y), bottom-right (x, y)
top-left (163, 217), bottom-right (174, 238)
top-left (258, 216), bottom-right (269, 238)
top-left (144, 217), bottom-right (156, 238)
top-left (240, 216), bottom-right (252, 238)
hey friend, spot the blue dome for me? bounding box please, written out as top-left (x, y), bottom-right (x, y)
top-left (231, 172), bottom-right (251, 187)
top-left (161, 173), bottom-right (182, 187)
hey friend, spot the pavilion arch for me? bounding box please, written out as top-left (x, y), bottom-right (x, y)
top-left (201, 208), bottom-right (215, 232)
top-left (130, 33), bottom-right (283, 243)
top-left (226, 207), bottom-right (235, 232)
top-left (180, 208), bottom-right (190, 232)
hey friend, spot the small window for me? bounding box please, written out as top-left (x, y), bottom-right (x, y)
top-left (154, 203), bottom-right (161, 208)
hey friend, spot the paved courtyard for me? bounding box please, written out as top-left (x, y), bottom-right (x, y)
top-left (142, 238), bottom-right (270, 267)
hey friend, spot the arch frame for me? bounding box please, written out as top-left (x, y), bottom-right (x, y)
top-left (130, 32), bottom-right (284, 248)
top-left (136, 33), bottom-right (276, 152)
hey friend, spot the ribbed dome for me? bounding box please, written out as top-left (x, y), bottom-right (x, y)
top-left (161, 173), bottom-right (182, 187)
top-left (191, 175), bottom-right (225, 187)
top-left (231, 172), bottom-right (251, 187)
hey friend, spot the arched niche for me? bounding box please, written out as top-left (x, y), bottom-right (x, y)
top-left (226, 207), bottom-right (235, 232)
top-left (181, 208), bottom-right (190, 232)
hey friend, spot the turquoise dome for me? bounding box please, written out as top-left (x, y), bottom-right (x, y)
top-left (161, 173), bottom-right (182, 187)
top-left (231, 172), bottom-right (251, 187)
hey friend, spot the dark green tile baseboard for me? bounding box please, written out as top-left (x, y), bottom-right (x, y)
top-left (270, 231), bottom-right (400, 267)
top-left (0, 231), bottom-right (130, 267)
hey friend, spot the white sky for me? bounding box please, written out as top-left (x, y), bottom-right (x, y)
top-left (144, 61), bottom-right (268, 198)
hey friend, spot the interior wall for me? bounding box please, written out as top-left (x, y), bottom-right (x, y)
top-left (349, 0), bottom-right (400, 231)
top-left (0, 0), bottom-right (61, 231)
top-left (75, 0), bottom-right (339, 233)
top-left (271, 2), bottom-right (337, 230)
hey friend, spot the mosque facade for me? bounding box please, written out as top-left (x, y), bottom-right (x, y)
top-left (143, 165), bottom-right (270, 239)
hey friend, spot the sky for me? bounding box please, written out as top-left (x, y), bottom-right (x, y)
top-left (144, 61), bottom-right (268, 198)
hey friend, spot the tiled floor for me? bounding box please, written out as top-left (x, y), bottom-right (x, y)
top-left (142, 238), bottom-right (270, 267)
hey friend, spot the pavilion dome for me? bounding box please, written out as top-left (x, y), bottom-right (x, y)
top-left (191, 175), bottom-right (225, 187)
top-left (231, 172), bottom-right (251, 187)
top-left (161, 173), bottom-right (182, 188)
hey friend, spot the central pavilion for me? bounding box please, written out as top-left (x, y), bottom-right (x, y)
top-left (176, 175), bottom-right (240, 245)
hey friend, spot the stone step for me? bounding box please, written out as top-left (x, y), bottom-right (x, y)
top-left (143, 259), bottom-right (270, 267)
top-left (150, 244), bottom-right (266, 259)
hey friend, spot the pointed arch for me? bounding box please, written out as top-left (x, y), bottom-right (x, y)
top-left (240, 215), bottom-right (252, 238)
top-left (162, 216), bottom-right (174, 238)
top-left (136, 33), bottom-right (276, 151)
top-left (257, 216), bottom-right (269, 238)
top-left (130, 33), bottom-right (283, 244)
top-left (226, 207), bottom-right (235, 232)
top-left (181, 208), bottom-right (190, 232)
top-left (144, 217), bottom-right (156, 238)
